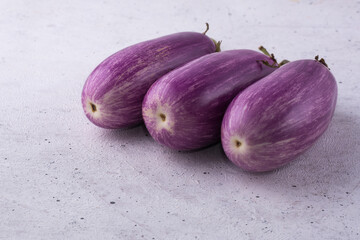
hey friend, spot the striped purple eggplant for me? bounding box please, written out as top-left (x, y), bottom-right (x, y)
top-left (81, 25), bottom-right (220, 128)
top-left (221, 58), bottom-right (337, 172)
top-left (142, 49), bottom-right (278, 150)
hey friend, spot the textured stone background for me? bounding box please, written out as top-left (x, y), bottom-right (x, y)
top-left (1, 0), bottom-right (359, 239)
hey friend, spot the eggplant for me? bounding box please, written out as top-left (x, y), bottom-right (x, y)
top-left (142, 49), bottom-right (279, 150)
top-left (81, 24), bottom-right (220, 129)
top-left (221, 57), bottom-right (337, 172)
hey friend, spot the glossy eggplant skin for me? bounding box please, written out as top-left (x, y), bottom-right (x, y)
top-left (142, 50), bottom-right (276, 150)
top-left (81, 32), bottom-right (216, 129)
top-left (221, 60), bottom-right (337, 172)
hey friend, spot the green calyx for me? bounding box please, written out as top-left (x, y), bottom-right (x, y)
top-left (211, 38), bottom-right (222, 52)
top-left (258, 46), bottom-right (289, 68)
top-left (315, 55), bottom-right (329, 69)
top-left (203, 23), bottom-right (221, 52)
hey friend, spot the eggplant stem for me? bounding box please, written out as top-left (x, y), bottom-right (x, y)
top-left (279, 59), bottom-right (290, 66)
top-left (259, 46), bottom-right (271, 57)
top-left (203, 23), bottom-right (210, 35)
top-left (315, 55), bottom-right (330, 69)
top-left (215, 40), bottom-right (222, 52)
top-left (258, 46), bottom-right (290, 68)
top-left (258, 60), bottom-right (278, 68)
top-left (320, 58), bottom-right (328, 68)
top-left (204, 23), bottom-right (221, 52)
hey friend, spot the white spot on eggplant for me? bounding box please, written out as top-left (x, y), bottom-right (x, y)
top-left (143, 101), bottom-right (174, 134)
top-left (154, 105), bottom-right (174, 133)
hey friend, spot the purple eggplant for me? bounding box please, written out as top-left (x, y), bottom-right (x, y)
top-left (142, 49), bottom-right (278, 150)
top-left (81, 25), bottom-right (220, 128)
top-left (221, 57), bottom-right (337, 172)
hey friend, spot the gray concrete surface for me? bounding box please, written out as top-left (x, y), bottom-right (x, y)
top-left (1, 0), bottom-right (360, 239)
